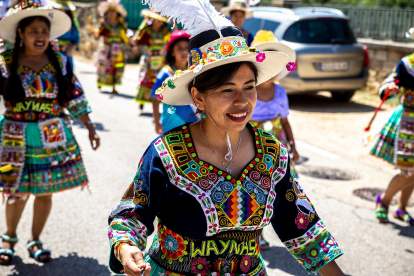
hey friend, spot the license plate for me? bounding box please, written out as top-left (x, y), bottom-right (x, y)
top-left (320, 62), bottom-right (348, 71)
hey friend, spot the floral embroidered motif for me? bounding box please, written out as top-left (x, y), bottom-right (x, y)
top-left (240, 255), bottom-right (252, 273)
top-left (295, 213), bottom-right (309, 229)
top-left (190, 257), bottom-right (211, 275)
top-left (160, 225), bottom-right (188, 263)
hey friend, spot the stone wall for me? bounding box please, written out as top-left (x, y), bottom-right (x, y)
top-left (72, 2), bottom-right (99, 59)
top-left (358, 38), bottom-right (414, 93)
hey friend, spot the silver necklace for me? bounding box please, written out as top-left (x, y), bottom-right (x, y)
top-left (199, 122), bottom-right (241, 175)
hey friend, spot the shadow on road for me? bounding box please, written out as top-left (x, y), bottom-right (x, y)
top-left (388, 221), bottom-right (414, 239)
top-left (72, 120), bottom-right (108, 132)
top-left (288, 94), bottom-right (377, 113)
top-left (261, 246), bottom-right (309, 275)
top-left (7, 253), bottom-right (110, 276)
top-left (139, 112), bottom-right (154, 118)
top-left (77, 71), bottom-right (96, 75)
top-left (100, 91), bottom-right (135, 100)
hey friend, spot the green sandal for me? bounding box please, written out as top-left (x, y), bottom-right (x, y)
top-left (0, 234), bottom-right (19, 266)
top-left (375, 193), bottom-right (389, 223)
top-left (27, 240), bottom-right (51, 263)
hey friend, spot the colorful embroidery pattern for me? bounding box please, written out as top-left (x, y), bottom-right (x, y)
top-left (283, 221), bottom-right (343, 273)
top-left (0, 120), bottom-right (27, 193)
top-left (109, 215), bottom-right (148, 262)
top-left (155, 125), bottom-right (288, 236)
top-left (68, 94), bottom-right (91, 119)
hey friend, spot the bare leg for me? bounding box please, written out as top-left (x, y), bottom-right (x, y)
top-left (394, 183), bottom-right (414, 226)
top-left (0, 196), bottom-right (29, 263)
top-left (398, 183), bottom-right (414, 210)
top-left (381, 174), bottom-right (413, 206)
top-left (29, 195), bottom-right (52, 262)
top-left (112, 85), bottom-right (118, 94)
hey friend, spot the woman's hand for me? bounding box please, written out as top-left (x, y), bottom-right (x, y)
top-left (86, 125), bottom-right (100, 150)
top-left (291, 147), bottom-right (300, 163)
top-left (154, 122), bottom-right (163, 135)
top-left (387, 82), bottom-right (399, 96)
top-left (120, 244), bottom-right (151, 276)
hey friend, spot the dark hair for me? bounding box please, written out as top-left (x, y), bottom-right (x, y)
top-left (166, 37), bottom-right (189, 66)
top-left (188, 61), bottom-right (259, 94)
top-left (230, 10), bottom-right (246, 17)
top-left (4, 16), bottom-right (71, 107)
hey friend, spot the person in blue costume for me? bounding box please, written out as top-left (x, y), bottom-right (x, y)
top-left (150, 30), bottom-right (198, 134)
top-left (107, 1), bottom-right (345, 275)
top-left (54, 0), bottom-right (80, 70)
top-left (372, 27), bottom-right (414, 227)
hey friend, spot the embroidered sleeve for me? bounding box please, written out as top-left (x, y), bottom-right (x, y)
top-left (271, 166), bottom-right (343, 274)
top-left (65, 62), bottom-right (91, 119)
top-left (107, 144), bottom-right (168, 274)
top-left (379, 60), bottom-right (404, 100)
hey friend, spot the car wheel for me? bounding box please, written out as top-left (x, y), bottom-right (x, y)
top-left (330, 90), bottom-right (356, 102)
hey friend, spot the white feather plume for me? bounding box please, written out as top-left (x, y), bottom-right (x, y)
top-left (142, 0), bottom-right (233, 37)
top-left (249, 0), bottom-right (261, 6)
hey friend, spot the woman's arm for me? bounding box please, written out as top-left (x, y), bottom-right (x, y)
top-left (151, 98), bottom-right (163, 134)
top-left (78, 113), bottom-right (100, 150)
top-left (318, 260), bottom-right (345, 276)
top-left (281, 117), bottom-right (299, 163)
top-left (119, 244), bottom-right (151, 276)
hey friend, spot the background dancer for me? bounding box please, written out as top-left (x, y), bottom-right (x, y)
top-left (0, 0), bottom-right (99, 265)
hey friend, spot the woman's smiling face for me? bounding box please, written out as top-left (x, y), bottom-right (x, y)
top-left (18, 18), bottom-right (50, 54)
top-left (193, 64), bottom-right (257, 133)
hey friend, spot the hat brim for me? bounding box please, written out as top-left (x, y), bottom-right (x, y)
top-left (99, 3), bottom-right (127, 17)
top-left (160, 51), bottom-right (289, 106)
top-left (141, 10), bottom-right (167, 22)
top-left (255, 42), bottom-right (296, 81)
top-left (0, 9), bottom-right (71, 42)
top-left (221, 7), bottom-right (253, 19)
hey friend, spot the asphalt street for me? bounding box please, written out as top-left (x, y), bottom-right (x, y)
top-left (0, 59), bottom-right (413, 276)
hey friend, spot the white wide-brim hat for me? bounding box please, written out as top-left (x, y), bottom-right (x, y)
top-left (254, 42), bottom-right (295, 81)
top-left (156, 27), bottom-right (289, 106)
top-left (0, 8), bottom-right (71, 42)
top-left (406, 27), bottom-right (414, 39)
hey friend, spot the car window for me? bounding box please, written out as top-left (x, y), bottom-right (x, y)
top-left (283, 19), bottom-right (356, 44)
top-left (243, 18), bottom-right (281, 36)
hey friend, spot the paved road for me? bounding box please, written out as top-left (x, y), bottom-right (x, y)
top-left (0, 59), bottom-right (413, 276)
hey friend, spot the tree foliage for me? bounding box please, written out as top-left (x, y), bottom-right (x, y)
top-left (299, 0), bottom-right (414, 8)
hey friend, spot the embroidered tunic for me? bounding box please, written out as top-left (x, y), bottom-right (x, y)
top-left (96, 19), bottom-right (129, 87)
top-left (0, 50), bottom-right (91, 195)
top-left (134, 25), bottom-right (171, 104)
top-left (107, 124), bottom-right (342, 275)
top-left (371, 54), bottom-right (414, 172)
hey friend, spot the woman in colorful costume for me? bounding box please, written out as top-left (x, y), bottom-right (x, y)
top-left (133, 9), bottom-right (171, 110)
top-left (150, 30), bottom-right (198, 134)
top-left (221, 0), bottom-right (259, 47)
top-left (54, 0), bottom-right (80, 70)
top-left (0, 0), bottom-right (100, 265)
top-left (95, 0), bottom-right (128, 94)
top-left (107, 0), bottom-right (344, 275)
top-left (248, 30), bottom-right (299, 250)
top-left (371, 27), bottom-right (414, 226)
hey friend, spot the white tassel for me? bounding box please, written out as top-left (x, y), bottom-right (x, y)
top-left (142, 0), bottom-right (233, 37)
top-left (224, 132), bottom-right (232, 161)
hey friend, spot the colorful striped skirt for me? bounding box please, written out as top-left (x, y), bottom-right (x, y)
top-left (0, 116), bottom-right (88, 196)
